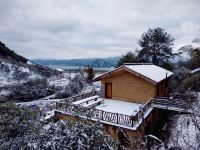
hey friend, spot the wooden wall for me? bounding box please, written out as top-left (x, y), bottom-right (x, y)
top-left (101, 71), bottom-right (157, 104)
top-left (156, 78), bottom-right (170, 97)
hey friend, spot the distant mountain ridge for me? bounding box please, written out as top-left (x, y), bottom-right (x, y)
top-left (32, 57), bottom-right (120, 67)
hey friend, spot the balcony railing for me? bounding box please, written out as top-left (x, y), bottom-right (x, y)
top-left (55, 91), bottom-right (153, 128)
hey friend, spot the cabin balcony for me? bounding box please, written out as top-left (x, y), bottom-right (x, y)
top-left (55, 91), bottom-right (153, 129)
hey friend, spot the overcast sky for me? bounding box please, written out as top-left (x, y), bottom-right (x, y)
top-left (0, 0), bottom-right (199, 59)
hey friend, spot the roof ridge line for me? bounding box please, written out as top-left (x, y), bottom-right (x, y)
top-left (123, 63), bottom-right (154, 65)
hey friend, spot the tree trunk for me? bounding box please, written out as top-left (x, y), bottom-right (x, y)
top-left (152, 54), bottom-right (158, 65)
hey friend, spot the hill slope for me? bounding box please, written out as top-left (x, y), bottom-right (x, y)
top-left (0, 41), bottom-right (28, 64)
top-left (0, 41), bottom-right (58, 102)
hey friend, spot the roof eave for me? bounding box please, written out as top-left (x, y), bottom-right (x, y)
top-left (158, 73), bottom-right (173, 83)
top-left (92, 65), bottom-right (124, 82)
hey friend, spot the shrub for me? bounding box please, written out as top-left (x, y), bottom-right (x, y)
top-left (72, 74), bottom-right (87, 89)
top-left (170, 67), bottom-right (190, 92)
top-left (181, 74), bottom-right (200, 91)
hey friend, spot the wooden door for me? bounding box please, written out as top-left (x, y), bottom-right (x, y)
top-left (105, 83), bottom-right (112, 99)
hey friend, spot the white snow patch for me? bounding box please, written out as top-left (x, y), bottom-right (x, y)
top-left (96, 99), bottom-right (142, 116)
top-left (0, 90), bottom-right (10, 96)
top-left (27, 61), bottom-right (34, 65)
top-left (147, 134), bottom-right (162, 142)
top-left (18, 66), bottom-right (30, 73)
top-left (191, 68), bottom-right (200, 74)
top-left (56, 68), bottom-right (64, 72)
top-left (48, 73), bottom-right (71, 87)
top-left (167, 114), bottom-right (199, 150)
top-left (42, 110), bottom-right (55, 120)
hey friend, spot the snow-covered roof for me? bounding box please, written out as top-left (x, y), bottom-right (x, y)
top-left (191, 68), bottom-right (200, 74)
top-left (124, 64), bottom-right (173, 83)
top-left (93, 63), bottom-right (173, 84)
top-left (96, 99), bottom-right (142, 116)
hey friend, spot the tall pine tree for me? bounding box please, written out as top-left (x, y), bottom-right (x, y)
top-left (137, 28), bottom-right (176, 67)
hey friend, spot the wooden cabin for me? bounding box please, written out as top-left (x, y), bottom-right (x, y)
top-left (93, 63), bottom-right (173, 104)
top-left (55, 64), bottom-right (174, 147)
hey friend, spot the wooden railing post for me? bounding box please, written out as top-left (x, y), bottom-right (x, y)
top-left (102, 111), bottom-right (104, 121)
top-left (132, 119), bottom-right (134, 127)
top-left (117, 113), bottom-right (119, 124)
top-left (66, 103), bottom-right (68, 111)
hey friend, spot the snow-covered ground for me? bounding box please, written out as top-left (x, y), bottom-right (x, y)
top-left (96, 99), bottom-right (142, 116)
top-left (167, 114), bottom-right (199, 149)
top-left (48, 72), bottom-right (77, 87)
top-left (167, 92), bottom-right (200, 149)
top-left (48, 74), bottom-right (70, 87)
top-left (16, 96), bottom-right (62, 106)
top-left (16, 94), bottom-right (63, 117)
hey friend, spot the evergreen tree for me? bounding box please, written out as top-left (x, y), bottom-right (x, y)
top-left (137, 28), bottom-right (176, 66)
top-left (116, 51), bottom-right (137, 67)
top-left (85, 66), bottom-right (95, 82)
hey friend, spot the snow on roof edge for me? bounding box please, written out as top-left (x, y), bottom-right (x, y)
top-left (191, 68), bottom-right (200, 74)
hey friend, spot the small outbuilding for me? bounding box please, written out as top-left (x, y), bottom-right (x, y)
top-left (56, 68), bottom-right (64, 76)
top-left (93, 63), bottom-right (173, 104)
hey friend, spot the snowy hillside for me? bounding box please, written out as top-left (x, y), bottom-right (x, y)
top-left (0, 41), bottom-right (61, 102)
top-left (0, 61), bottom-right (41, 87)
top-left (48, 73), bottom-right (77, 88)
